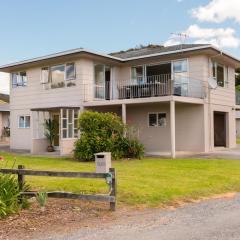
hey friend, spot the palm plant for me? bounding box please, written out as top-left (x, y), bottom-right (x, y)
top-left (44, 119), bottom-right (58, 152)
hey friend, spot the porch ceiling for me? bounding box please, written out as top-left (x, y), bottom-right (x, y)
top-left (31, 106), bottom-right (80, 111)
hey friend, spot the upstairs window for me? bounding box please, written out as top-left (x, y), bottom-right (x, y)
top-left (173, 60), bottom-right (187, 73)
top-left (12, 71), bottom-right (27, 88)
top-left (41, 63), bottom-right (76, 89)
top-left (41, 67), bottom-right (49, 84)
top-left (131, 66), bottom-right (145, 84)
top-left (212, 62), bottom-right (225, 87)
top-left (65, 63), bottom-right (76, 80)
top-left (50, 64), bottom-right (65, 88)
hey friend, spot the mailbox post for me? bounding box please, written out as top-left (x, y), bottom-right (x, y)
top-left (95, 152), bottom-right (111, 173)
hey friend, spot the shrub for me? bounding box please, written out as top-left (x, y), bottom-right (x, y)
top-left (0, 174), bottom-right (29, 218)
top-left (74, 111), bottom-right (144, 161)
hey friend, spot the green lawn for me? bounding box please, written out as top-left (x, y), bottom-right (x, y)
top-left (1, 152), bottom-right (240, 207)
top-left (237, 138), bottom-right (240, 144)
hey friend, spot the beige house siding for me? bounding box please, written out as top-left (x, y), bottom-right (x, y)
top-left (10, 59), bottom-right (95, 110)
top-left (175, 103), bottom-right (205, 152)
top-left (10, 109), bottom-right (31, 150)
top-left (126, 103), bottom-right (171, 152)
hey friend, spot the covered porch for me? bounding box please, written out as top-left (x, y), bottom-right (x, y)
top-left (30, 106), bottom-right (80, 156)
top-left (85, 99), bottom-right (206, 158)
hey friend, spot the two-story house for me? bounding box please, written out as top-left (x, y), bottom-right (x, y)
top-left (0, 44), bottom-right (239, 157)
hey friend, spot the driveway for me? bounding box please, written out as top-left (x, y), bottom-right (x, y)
top-left (44, 193), bottom-right (240, 240)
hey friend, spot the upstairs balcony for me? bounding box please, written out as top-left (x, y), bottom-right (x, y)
top-left (85, 74), bottom-right (206, 102)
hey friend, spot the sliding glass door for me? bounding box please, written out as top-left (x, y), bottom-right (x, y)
top-left (94, 64), bottom-right (111, 100)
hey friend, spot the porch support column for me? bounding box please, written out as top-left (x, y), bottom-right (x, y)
top-left (122, 104), bottom-right (126, 124)
top-left (170, 100), bottom-right (176, 158)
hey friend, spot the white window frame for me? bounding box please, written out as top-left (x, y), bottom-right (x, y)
top-left (41, 62), bottom-right (76, 88)
top-left (18, 115), bottom-right (30, 129)
top-left (212, 61), bottom-right (226, 88)
top-left (40, 67), bottom-right (50, 84)
top-left (148, 112), bottom-right (167, 127)
top-left (60, 109), bottom-right (79, 139)
top-left (11, 71), bottom-right (27, 88)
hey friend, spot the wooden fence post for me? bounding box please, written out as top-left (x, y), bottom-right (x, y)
top-left (109, 168), bottom-right (116, 211)
top-left (17, 165), bottom-right (25, 191)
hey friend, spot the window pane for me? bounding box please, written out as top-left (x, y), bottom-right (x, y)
top-left (94, 64), bottom-right (105, 99)
top-left (217, 65), bottom-right (224, 87)
top-left (41, 67), bottom-right (49, 84)
top-left (74, 129), bottom-right (78, 138)
top-left (25, 116), bottom-right (30, 128)
top-left (12, 73), bottom-right (18, 88)
top-left (149, 114), bottom-right (157, 127)
top-left (173, 60), bottom-right (187, 73)
top-left (66, 63), bottom-right (75, 80)
top-left (158, 113), bottom-right (166, 127)
top-left (212, 62), bottom-right (216, 78)
top-left (68, 109), bottom-right (73, 123)
top-left (62, 119), bottom-right (67, 128)
top-left (68, 124), bottom-right (73, 138)
top-left (74, 109), bottom-right (78, 119)
top-left (20, 72), bottom-right (27, 86)
top-left (62, 109), bottom-right (67, 118)
top-left (74, 119), bottom-right (78, 129)
top-left (19, 116), bottom-right (25, 128)
top-left (62, 129), bottom-right (67, 138)
top-left (50, 65), bottom-right (65, 88)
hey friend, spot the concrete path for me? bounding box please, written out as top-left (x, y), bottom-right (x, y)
top-left (47, 193), bottom-right (240, 240)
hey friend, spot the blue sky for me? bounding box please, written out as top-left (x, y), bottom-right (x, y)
top-left (0, 0), bottom-right (240, 67)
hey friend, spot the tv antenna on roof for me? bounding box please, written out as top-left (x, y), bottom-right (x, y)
top-left (170, 32), bottom-right (189, 50)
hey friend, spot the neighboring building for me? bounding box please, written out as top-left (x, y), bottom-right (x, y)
top-left (0, 44), bottom-right (239, 157)
top-left (0, 98), bottom-right (10, 142)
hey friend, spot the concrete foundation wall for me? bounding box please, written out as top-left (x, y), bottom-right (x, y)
top-left (60, 138), bottom-right (77, 156)
top-left (31, 138), bottom-right (48, 154)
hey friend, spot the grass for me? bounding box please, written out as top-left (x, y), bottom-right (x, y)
top-left (1, 152), bottom-right (240, 207)
top-left (237, 138), bottom-right (240, 144)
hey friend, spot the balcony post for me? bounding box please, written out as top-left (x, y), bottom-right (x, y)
top-left (170, 100), bottom-right (176, 158)
top-left (122, 104), bottom-right (126, 124)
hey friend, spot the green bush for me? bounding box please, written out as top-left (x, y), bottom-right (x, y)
top-left (74, 111), bottom-right (144, 161)
top-left (0, 174), bottom-right (29, 218)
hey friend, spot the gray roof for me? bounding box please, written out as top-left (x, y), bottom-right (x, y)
top-left (110, 44), bottom-right (210, 59)
top-left (0, 44), bottom-right (239, 71)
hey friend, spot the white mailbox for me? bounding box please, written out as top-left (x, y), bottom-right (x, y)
top-left (95, 152), bottom-right (111, 173)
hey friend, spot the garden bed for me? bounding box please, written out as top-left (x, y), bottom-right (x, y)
top-left (0, 198), bottom-right (112, 240)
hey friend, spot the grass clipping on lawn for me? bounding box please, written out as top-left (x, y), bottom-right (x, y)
top-left (1, 151), bottom-right (240, 207)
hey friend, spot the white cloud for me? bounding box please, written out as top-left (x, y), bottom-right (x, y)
top-left (164, 38), bottom-right (181, 47)
top-left (164, 25), bottom-right (240, 49)
top-left (191, 0), bottom-right (240, 23)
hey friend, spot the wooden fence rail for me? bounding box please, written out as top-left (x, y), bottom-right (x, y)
top-left (0, 165), bottom-right (117, 211)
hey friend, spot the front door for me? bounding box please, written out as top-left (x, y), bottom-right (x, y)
top-left (214, 112), bottom-right (226, 147)
top-left (53, 114), bottom-right (60, 149)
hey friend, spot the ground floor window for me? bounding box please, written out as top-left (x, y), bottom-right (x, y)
top-left (148, 113), bottom-right (166, 127)
top-left (61, 109), bottom-right (79, 138)
top-left (18, 115), bottom-right (30, 128)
